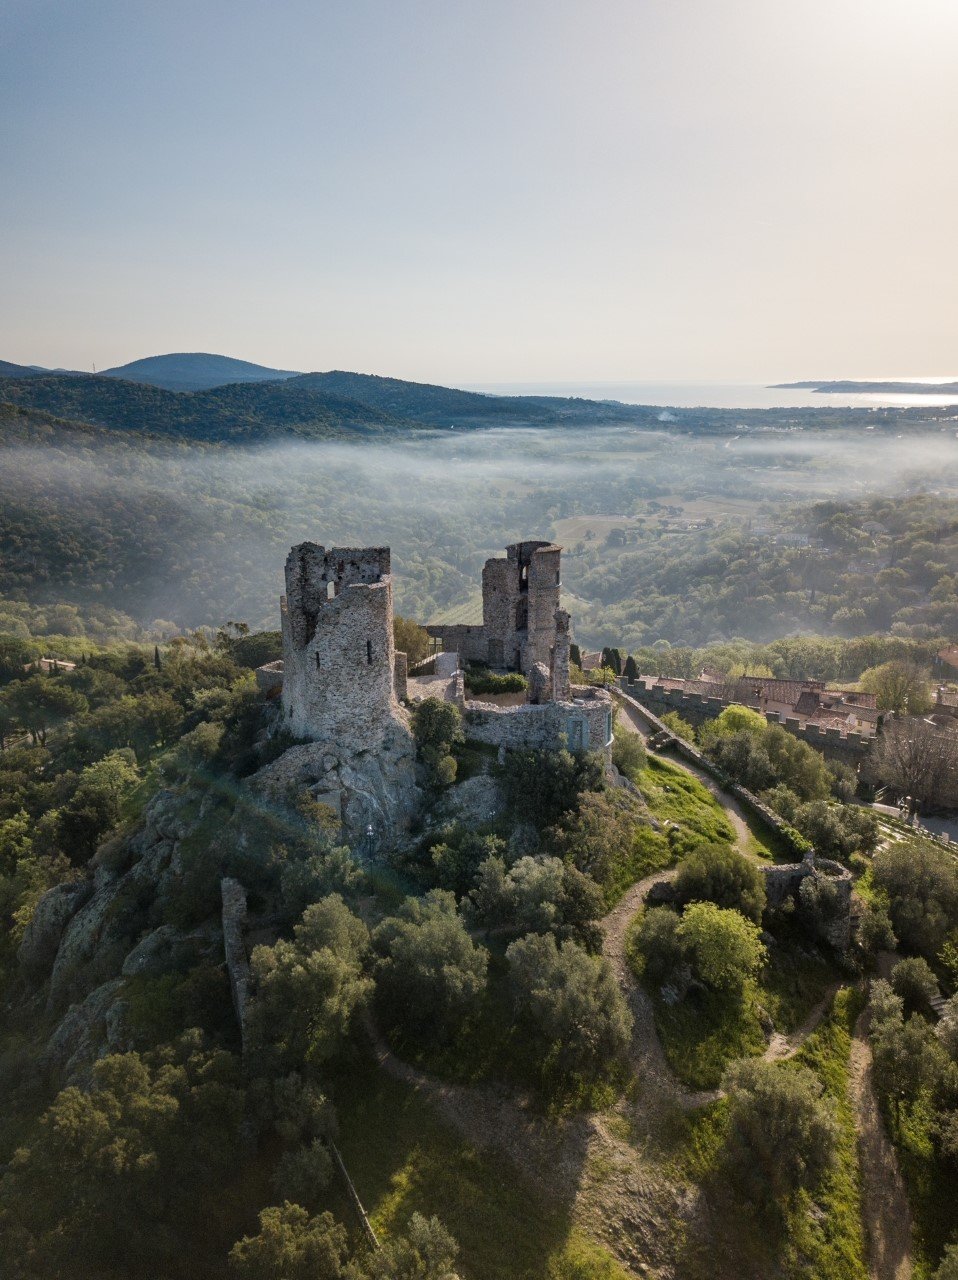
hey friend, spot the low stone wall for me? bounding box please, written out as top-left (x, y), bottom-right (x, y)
top-left (464, 691), bottom-right (613, 755)
top-left (394, 651), bottom-right (408, 701)
top-left (254, 659), bottom-right (285, 693)
top-left (627, 678), bottom-right (872, 763)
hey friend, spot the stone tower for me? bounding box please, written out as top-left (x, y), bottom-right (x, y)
top-left (281, 543), bottom-right (402, 751)
top-left (481, 540), bottom-right (562, 674)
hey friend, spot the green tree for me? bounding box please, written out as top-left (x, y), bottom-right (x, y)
top-left (248, 896), bottom-right (372, 1070)
top-left (672, 842), bottom-right (766, 922)
top-left (393, 615), bottom-right (431, 667)
top-left (872, 840), bottom-right (958, 960)
top-left (1, 1037), bottom-right (244, 1276)
top-left (506, 932), bottom-right (632, 1086)
top-left (890, 956), bottom-right (940, 1015)
top-left (632, 905), bottom-right (684, 984)
top-left (722, 1059), bottom-right (838, 1209)
top-left (363, 1213), bottom-right (460, 1280)
top-left (676, 901), bottom-right (766, 999)
top-left (373, 891), bottom-right (487, 1041)
top-left (229, 1204), bottom-right (350, 1280)
top-left (502, 747), bottom-right (605, 828)
top-left (859, 660), bottom-right (933, 713)
top-left (549, 789), bottom-right (644, 897)
top-left (413, 697), bottom-right (463, 787)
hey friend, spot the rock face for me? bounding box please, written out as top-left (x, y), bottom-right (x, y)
top-left (42, 978), bottom-right (129, 1086)
top-left (251, 726), bottom-right (420, 848)
top-left (18, 880), bottom-right (93, 977)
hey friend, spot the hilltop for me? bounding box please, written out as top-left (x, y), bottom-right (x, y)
top-left (101, 351), bottom-right (303, 392)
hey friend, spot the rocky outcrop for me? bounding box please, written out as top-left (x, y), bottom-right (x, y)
top-left (251, 726), bottom-right (420, 848)
top-left (42, 978), bottom-right (129, 1086)
top-left (18, 880), bottom-right (93, 977)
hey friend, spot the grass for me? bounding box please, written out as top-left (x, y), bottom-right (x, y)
top-left (327, 1050), bottom-right (630, 1280)
top-left (637, 755), bottom-right (736, 852)
top-left (629, 906), bottom-right (841, 1089)
top-left (882, 1082), bottom-right (958, 1274)
top-left (665, 988), bottom-right (868, 1280)
top-left (786, 986), bottom-right (868, 1280)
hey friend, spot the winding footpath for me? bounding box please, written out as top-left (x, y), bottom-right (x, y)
top-left (363, 689), bottom-right (915, 1276)
top-left (613, 688), bottom-right (916, 1277)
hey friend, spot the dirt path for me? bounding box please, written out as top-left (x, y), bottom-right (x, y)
top-left (365, 1014), bottom-right (688, 1275)
top-left (613, 691), bottom-right (753, 852)
top-left (848, 1007), bottom-right (914, 1280)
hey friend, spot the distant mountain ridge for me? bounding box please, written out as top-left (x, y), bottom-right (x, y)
top-left (773, 379), bottom-right (958, 395)
top-left (101, 352), bottom-right (302, 392)
top-left (0, 367), bottom-right (662, 442)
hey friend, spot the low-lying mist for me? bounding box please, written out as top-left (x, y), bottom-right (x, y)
top-left (3, 423), bottom-right (958, 647)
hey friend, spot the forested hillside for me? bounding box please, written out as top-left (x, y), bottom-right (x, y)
top-left (2, 400), bottom-right (958, 646)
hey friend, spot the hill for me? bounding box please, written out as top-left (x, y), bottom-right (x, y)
top-left (0, 358), bottom-right (47, 378)
top-left (0, 373), bottom-right (413, 441)
top-left (101, 351), bottom-right (303, 392)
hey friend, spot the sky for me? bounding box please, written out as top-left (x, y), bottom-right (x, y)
top-left (1, 0), bottom-right (956, 383)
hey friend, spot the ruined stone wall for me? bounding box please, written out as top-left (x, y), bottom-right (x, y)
top-left (424, 624), bottom-right (487, 664)
top-left (552, 608), bottom-right (571, 702)
top-left (394, 651), bottom-right (408, 701)
top-left (221, 877), bottom-right (251, 1055)
top-left (464, 690), bottom-right (612, 754)
top-left (528, 544), bottom-right (561, 671)
top-left (254, 660), bottom-right (284, 693)
top-left (481, 556), bottom-right (515, 666)
top-left (479, 541), bottom-right (562, 675)
top-left (281, 543), bottom-right (403, 752)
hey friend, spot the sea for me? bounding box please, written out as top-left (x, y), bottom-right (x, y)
top-left (463, 380), bottom-right (958, 410)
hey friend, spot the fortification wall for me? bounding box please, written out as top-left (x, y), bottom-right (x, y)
top-left (628, 678), bottom-right (872, 763)
top-left (221, 877), bottom-right (250, 1055)
top-left (424, 624), bottom-right (486, 665)
top-left (464, 690), bottom-right (612, 754)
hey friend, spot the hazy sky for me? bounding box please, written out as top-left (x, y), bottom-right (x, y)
top-left (2, 0), bottom-right (956, 382)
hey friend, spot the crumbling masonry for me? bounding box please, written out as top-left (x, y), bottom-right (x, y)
top-left (425, 540), bottom-right (563, 675)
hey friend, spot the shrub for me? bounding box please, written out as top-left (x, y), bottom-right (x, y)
top-left (611, 729), bottom-right (647, 780)
top-left (464, 667), bottom-right (527, 695)
top-left (247, 896), bottom-right (372, 1070)
top-left (549, 788), bottom-right (649, 900)
top-left (631, 906), bottom-right (684, 984)
top-left (890, 955), bottom-right (940, 1014)
top-left (660, 710), bottom-right (695, 742)
top-left (872, 840), bottom-right (958, 961)
top-left (676, 901), bottom-right (766, 999)
top-left (413, 697), bottom-right (463, 788)
top-left (501, 747), bottom-right (604, 828)
top-left (722, 1058), bottom-right (838, 1208)
top-left (672, 842), bottom-right (766, 923)
top-left (229, 1204), bottom-right (350, 1280)
top-left (857, 904), bottom-right (897, 958)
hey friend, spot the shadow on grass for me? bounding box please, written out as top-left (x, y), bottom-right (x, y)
top-left (325, 1048), bottom-right (603, 1280)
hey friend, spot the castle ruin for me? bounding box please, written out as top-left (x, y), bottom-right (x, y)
top-left (255, 537), bottom-right (612, 844)
top-left (254, 543), bottom-right (418, 845)
top-left (425, 540), bottom-right (563, 675)
top-left (280, 544), bottom-right (403, 750)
